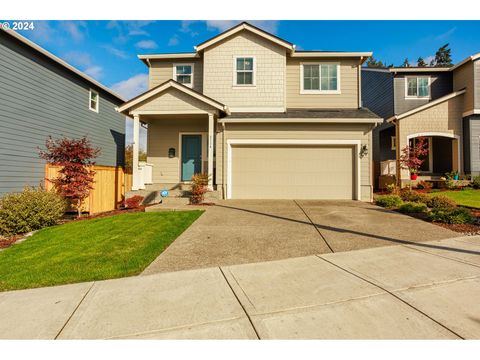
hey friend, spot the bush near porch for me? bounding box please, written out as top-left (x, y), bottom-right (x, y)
top-left (0, 211), bottom-right (203, 292)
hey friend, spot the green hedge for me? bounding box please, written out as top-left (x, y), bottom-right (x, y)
top-left (428, 207), bottom-right (475, 224)
top-left (398, 202), bottom-right (428, 214)
top-left (0, 187), bottom-right (66, 236)
top-left (375, 195), bottom-right (403, 209)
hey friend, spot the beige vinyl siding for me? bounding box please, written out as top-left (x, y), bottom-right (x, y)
top-left (216, 122), bottom-right (372, 201)
top-left (131, 88), bottom-right (216, 113)
top-left (453, 61), bottom-right (474, 113)
top-left (231, 145), bottom-right (354, 199)
top-left (147, 118), bottom-right (208, 183)
top-left (287, 58), bottom-right (359, 109)
top-left (149, 59), bottom-right (203, 92)
top-left (202, 30), bottom-right (286, 111)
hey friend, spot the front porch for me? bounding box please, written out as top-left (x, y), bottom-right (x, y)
top-left (117, 80), bottom-right (229, 198)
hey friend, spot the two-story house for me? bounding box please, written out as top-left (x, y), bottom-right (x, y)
top-left (0, 28), bottom-right (126, 196)
top-left (118, 22), bottom-right (381, 201)
top-left (364, 53), bottom-right (480, 187)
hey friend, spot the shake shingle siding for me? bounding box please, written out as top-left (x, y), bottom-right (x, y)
top-left (0, 32), bottom-right (125, 195)
top-left (361, 68), bottom-right (394, 120)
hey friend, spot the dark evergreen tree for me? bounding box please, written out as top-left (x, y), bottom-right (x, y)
top-left (365, 56), bottom-right (386, 68)
top-left (400, 58), bottom-right (410, 67)
top-left (433, 43), bottom-right (453, 67)
top-left (417, 57), bottom-right (427, 67)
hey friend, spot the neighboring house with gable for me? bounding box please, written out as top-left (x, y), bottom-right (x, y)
top-left (363, 53), bottom-right (480, 187)
top-left (0, 29), bottom-right (126, 196)
top-left (118, 22), bottom-right (381, 201)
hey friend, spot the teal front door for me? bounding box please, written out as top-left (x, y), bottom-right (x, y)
top-left (181, 135), bottom-right (202, 181)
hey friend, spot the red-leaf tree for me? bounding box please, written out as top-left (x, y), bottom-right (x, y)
top-left (399, 136), bottom-right (429, 174)
top-left (39, 136), bottom-right (100, 217)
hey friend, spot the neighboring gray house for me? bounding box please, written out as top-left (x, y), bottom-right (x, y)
top-left (363, 54), bottom-right (480, 188)
top-left (0, 29), bottom-right (126, 195)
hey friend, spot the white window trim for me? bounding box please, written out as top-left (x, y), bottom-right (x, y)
top-left (226, 139), bottom-right (361, 200)
top-left (89, 89), bottom-right (99, 113)
top-left (391, 136), bottom-right (396, 150)
top-left (405, 76), bottom-right (431, 100)
top-left (300, 62), bottom-right (341, 95)
top-left (233, 56), bottom-right (256, 88)
top-left (173, 63), bottom-right (194, 88)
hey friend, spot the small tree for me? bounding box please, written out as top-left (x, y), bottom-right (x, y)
top-left (433, 43), bottom-right (453, 67)
top-left (417, 57), bottom-right (427, 67)
top-left (400, 58), bottom-right (410, 67)
top-left (39, 136), bottom-right (100, 217)
top-left (399, 137), bottom-right (429, 176)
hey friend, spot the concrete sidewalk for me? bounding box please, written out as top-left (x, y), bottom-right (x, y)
top-left (0, 236), bottom-right (479, 339)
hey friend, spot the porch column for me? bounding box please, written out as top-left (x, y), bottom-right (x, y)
top-left (207, 113), bottom-right (214, 190)
top-left (132, 114), bottom-right (140, 191)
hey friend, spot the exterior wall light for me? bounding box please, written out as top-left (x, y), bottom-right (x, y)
top-left (359, 144), bottom-right (368, 158)
top-left (168, 148), bottom-right (176, 158)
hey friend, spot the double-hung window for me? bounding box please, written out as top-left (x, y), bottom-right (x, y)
top-left (89, 89), bottom-right (99, 112)
top-left (173, 64), bottom-right (194, 87)
top-left (406, 76), bottom-right (430, 98)
top-left (301, 63), bottom-right (340, 93)
top-left (234, 57), bottom-right (255, 86)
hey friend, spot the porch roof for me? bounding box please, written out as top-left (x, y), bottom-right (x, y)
top-left (116, 79), bottom-right (229, 116)
top-left (386, 89), bottom-right (466, 123)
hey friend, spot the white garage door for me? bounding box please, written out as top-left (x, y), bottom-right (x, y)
top-left (230, 145), bottom-right (355, 199)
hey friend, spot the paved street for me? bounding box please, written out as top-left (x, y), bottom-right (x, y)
top-left (1, 236), bottom-right (479, 339)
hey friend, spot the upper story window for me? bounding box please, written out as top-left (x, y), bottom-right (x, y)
top-left (234, 57), bottom-right (255, 86)
top-left (173, 63), bottom-right (194, 87)
top-left (89, 89), bottom-right (99, 112)
top-left (301, 63), bottom-right (340, 94)
top-left (406, 76), bottom-right (430, 99)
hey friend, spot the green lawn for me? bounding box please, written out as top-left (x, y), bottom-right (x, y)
top-left (0, 211), bottom-right (203, 292)
top-left (431, 189), bottom-right (480, 209)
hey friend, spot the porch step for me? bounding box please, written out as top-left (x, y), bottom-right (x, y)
top-left (126, 188), bottom-right (221, 205)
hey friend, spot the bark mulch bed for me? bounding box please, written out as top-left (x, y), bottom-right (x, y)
top-left (0, 235), bottom-right (23, 249)
top-left (435, 223), bottom-right (480, 236)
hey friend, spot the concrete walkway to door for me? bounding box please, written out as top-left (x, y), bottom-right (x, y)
top-left (143, 200), bottom-right (459, 274)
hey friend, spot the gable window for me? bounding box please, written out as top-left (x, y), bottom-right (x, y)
top-left (234, 57), bottom-right (255, 86)
top-left (301, 63), bottom-right (340, 94)
top-left (89, 89), bottom-right (99, 112)
top-left (406, 76), bottom-right (430, 98)
top-left (173, 64), bottom-right (194, 87)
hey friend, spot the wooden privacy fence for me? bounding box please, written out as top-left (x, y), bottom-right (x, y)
top-left (45, 164), bottom-right (132, 214)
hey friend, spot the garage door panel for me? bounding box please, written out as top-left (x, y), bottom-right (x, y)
top-left (231, 145), bottom-right (355, 200)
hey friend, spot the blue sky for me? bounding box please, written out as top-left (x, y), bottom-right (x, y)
top-left (15, 20), bottom-right (480, 148)
top-left (17, 20), bottom-right (480, 99)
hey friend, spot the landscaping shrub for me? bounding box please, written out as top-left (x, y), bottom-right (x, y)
top-left (444, 179), bottom-right (459, 190)
top-left (399, 189), bottom-right (430, 204)
top-left (428, 207), bottom-right (475, 224)
top-left (472, 176), bottom-right (480, 189)
top-left (415, 180), bottom-right (432, 191)
top-left (375, 195), bottom-right (403, 208)
top-left (385, 183), bottom-right (400, 195)
top-left (0, 187), bottom-right (66, 236)
top-left (189, 173), bottom-right (209, 205)
top-left (125, 195), bottom-right (144, 209)
top-left (426, 195), bottom-right (457, 209)
top-left (398, 201), bottom-right (428, 214)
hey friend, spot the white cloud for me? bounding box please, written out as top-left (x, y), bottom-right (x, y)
top-left (135, 40), bottom-right (158, 49)
top-left (180, 20), bottom-right (199, 37)
top-left (168, 35), bottom-right (179, 46)
top-left (63, 51), bottom-right (92, 67)
top-left (102, 45), bottom-right (129, 59)
top-left (205, 20), bottom-right (279, 34)
top-left (434, 27), bottom-right (457, 41)
top-left (107, 21), bottom-right (155, 44)
top-left (61, 21), bottom-right (87, 42)
top-left (111, 73), bottom-right (148, 99)
top-left (84, 66), bottom-right (103, 80)
top-left (424, 55), bottom-right (435, 65)
top-left (28, 21), bottom-right (55, 44)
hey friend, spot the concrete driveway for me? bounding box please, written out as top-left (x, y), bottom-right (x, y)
top-left (1, 236), bottom-right (479, 339)
top-left (143, 200), bottom-right (459, 274)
